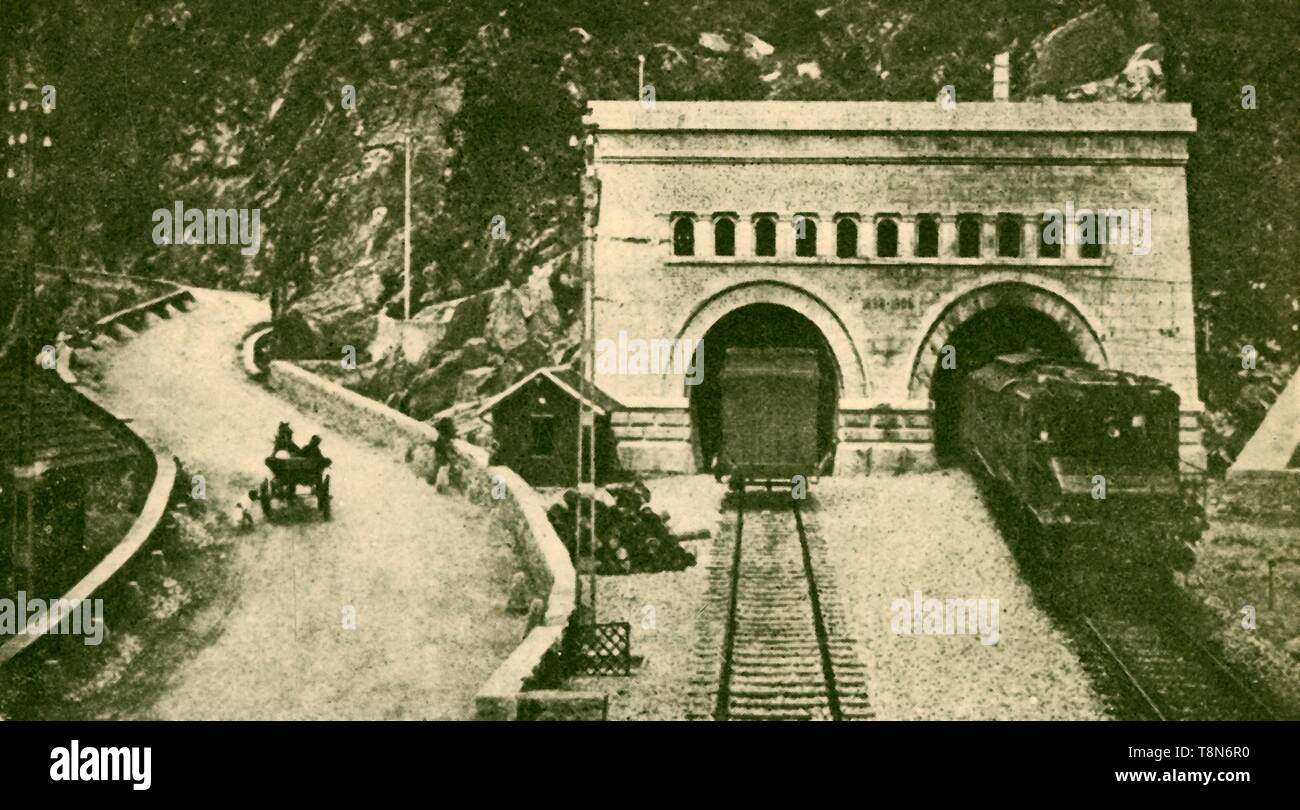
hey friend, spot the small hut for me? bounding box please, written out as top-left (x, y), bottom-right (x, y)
top-left (0, 365), bottom-right (140, 596)
top-left (477, 367), bottom-right (621, 488)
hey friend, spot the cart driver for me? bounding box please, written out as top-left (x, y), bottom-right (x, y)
top-left (298, 435), bottom-right (325, 462)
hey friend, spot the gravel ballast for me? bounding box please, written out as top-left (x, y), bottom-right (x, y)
top-left (815, 470), bottom-right (1107, 719)
top-left (565, 476), bottom-right (723, 720)
top-left (566, 471), bottom-right (1106, 720)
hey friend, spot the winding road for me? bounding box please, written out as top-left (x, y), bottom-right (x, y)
top-left (88, 288), bottom-right (520, 719)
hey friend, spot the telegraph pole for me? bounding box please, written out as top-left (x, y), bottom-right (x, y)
top-left (575, 127), bottom-right (600, 623)
top-left (6, 70), bottom-right (47, 596)
top-left (403, 131), bottom-right (413, 321)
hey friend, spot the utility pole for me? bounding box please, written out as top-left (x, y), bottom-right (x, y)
top-left (575, 128), bottom-right (600, 623)
top-left (403, 131), bottom-right (413, 321)
top-left (6, 71), bottom-right (46, 596)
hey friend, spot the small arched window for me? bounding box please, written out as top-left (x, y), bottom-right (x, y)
top-left (876, 218), bottom-right (898, 258)
top-left (672, 214), bottom-right (694, 256)
top-left (1078, 213), bottom-right (1103, 259)
top-left (714, 217), bottom-right (735, 256)
top-left (794, 216), bottom-right (817, 257)
top-left (916, 215), bottom-right (939, 257)
top-left (836, 218), bottom-right (858, 258)
top-left (754, 215), bottom-right (777, 256)
top-left (958, 215), bottom-right (981, 258)
top-left (1039, 213), bottom-right (1062, 258)
top-left (997, 215), bottom-right (1021, 258)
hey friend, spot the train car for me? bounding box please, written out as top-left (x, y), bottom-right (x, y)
top-left (958, 352), bottom-right (1197, 560)
top-left (718, 347), bottom-right (820, 490)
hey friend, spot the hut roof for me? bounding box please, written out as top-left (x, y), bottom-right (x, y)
top-left (0, 365), bottom-right (137, 474)
top-left (475, 366), bottom-right (622, 418)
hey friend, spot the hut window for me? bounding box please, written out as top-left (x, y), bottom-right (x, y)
top-left (529, 414), bottom-right (555, 456)
top-left (714, 217), bottom-right (736, 256)
top-left (754, 215), bottom-right (777, 256)
top-left (916, 215), bottom-right (939, 257)
top-left (876, 218), bottom-right (898, 258)
top-left (1039, 214), bottom-right (1062, 258)
top-left (671, 214), bottom-right (694, 256)
top-left (957, 215), bottom-right (981, 258)
top-left (997, 215), bottom-right (1022, 258)
top-left (836, 218), bottom-right (858, 258)
top-left (794, 216), bottom-right (817, 257)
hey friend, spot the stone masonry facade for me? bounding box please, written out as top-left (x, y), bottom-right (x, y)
top-left (584, 100), bottom-right (1202, 475)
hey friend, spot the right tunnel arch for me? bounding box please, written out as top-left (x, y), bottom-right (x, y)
top-left (908, 282), bottom-right (1108, 464)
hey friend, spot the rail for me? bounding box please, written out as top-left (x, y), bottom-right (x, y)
top-left (705, 491), bottom-right (870, 720)
top-left (1075, 606), bottom-right (1281, 720)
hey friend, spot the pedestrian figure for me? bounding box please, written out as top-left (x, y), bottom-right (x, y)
top-left (433, 417), bottom-right (457, 492)
top-left (232, 495), bottom-right (255, 531)
top-left (506, 571), bottom-right (530, 614)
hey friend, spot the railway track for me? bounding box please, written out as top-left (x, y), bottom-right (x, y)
top-left (977, 475), bottom-right (1284, 721)
top-left (1076, 610), bottom-right (1280, 721)
top-left (689, 493), bottom-right (872, 720)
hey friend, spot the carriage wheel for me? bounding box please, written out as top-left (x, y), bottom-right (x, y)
top-left (258, 479), bottom-right (273, 516)
top-left (318, 474), bottom-right (331, 520)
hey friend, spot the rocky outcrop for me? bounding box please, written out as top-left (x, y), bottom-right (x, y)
top-left (272, 259), bottom-right (391, 359)
top-left (334, 241), bottom-right (582, 426)
top-left (485, 287), bottom-right (530, 354)
top-left (1023, 1), bottom-right (1162, 97)
top-left (1061, 42), bottom-right (1165, 102)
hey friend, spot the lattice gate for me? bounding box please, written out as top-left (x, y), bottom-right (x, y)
top-left (565, 621), bottom-right (632, 676)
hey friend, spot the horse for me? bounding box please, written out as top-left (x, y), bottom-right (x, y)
top-left (273, 421), bottom-right (301, 457)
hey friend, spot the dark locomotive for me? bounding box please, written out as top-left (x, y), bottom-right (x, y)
top-left (958, 352), bottom-right (1200, 566)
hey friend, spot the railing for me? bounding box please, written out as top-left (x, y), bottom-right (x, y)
top-left (27, 264), bottom-right (196, 343)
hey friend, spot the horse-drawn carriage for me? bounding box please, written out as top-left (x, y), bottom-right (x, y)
top-left (257, 423), bottom-right (332, 520)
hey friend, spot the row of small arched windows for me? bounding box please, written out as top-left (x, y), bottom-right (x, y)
top-left (671, 214), bottom-right (1103, 260)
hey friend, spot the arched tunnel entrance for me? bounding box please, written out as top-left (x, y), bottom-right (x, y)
top-left (929, 305), bottom-right (1082, 465)
top-left (690, 303), bottom-right (840, 473)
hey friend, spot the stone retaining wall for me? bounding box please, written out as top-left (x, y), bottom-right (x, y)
top-left (262, 359), bottom-right (588, 718)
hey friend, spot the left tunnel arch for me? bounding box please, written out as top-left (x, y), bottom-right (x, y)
top-left (687, 303), bottom-right (840, 472)
top-left (666, 280), bottom-right (867, 399)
